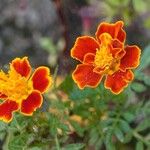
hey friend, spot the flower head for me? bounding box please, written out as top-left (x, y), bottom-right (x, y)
top-left (71, 21), bottom-right (141, 94)
top-left (0, 57), bottom-right (52, 123)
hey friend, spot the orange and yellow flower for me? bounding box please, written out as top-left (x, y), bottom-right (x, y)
top-left (0, 57), bottom-right (52, 123)
top-left (71, 21), bottom-right (141, 94)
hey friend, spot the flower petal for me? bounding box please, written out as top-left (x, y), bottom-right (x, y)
top-left (120, 45), bottom-right (141, 71)
top-left (72, 64), bottom-right (103, 89)
top-left (83, 53), bottom-right (95, 64)
top-left (0, 93), bottom-right (7, 99)
top-left (104, 70), bottom-right (134, 94)
top-left (11, 57), bottom-right (31, 78)
top-left (71, 36), bottom-right (99, 62)
top-left (0, 100), bottom-right (19, 123)
top-left (96, 21), bottom-right (126, 43)
top-left (21, 90), bottom-right (43, 116)
top-left (31, 67), bottom-right (51, 93)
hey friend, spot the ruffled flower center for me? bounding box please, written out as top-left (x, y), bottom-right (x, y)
top-left (0, 69), bottom-right (33, 103)
top-left (94, 33), bottom-right (120, 75)
top-left (94, 45), bottom-right (113, 68)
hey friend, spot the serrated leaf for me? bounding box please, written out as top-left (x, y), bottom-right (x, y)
top-left (62, 143), bottom-right (85, 150)
top-left (136, 141), bottom-right (144, 150)
top-left (136, 119), bottom-right (150, 132)
top-left (114, 127), bottom-right (124, 142)
top-left (131, 82), bottom-right (146, 93)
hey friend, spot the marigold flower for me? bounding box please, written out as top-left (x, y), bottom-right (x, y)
top-left (71, 21), bottom-right (141, 94)
top-left (0, 57), bottom-right (52, 123)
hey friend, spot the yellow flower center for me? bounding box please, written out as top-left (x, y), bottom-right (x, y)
top-left (94, 33), bottom-right (120, 75)
top-left (0, 69), bottom-right (33, 103)
top-left (94, 45), bottom-right (113, 68)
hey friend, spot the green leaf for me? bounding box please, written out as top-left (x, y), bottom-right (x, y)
top-left (136, 119), bottom-right (150, 132)
top-left (89, 128), bottom-right (99, 145)
top-left (105, 129), bottom-right (116, 150)
top-left (95, 138), bottom-right (103, 150)
top-left (135, 45), bottom-right (150, 72)
top-left (131, 82), bottom-right (146, 93)
top-left (0, 121), bottom-right (7, 131)
top-left (143, 75), bottom-right (150, 86)
top-left (69, 86), bottom-right (99, 101)
top-left (28, 147), bottom-right (43, 150)
top-left (135, 72), bottom-right (150, 86)
top-left (0, 132), bottom-right (6, 141)
top-left (136, 141), bottom-right (144, 150)
top-left (114, 127), bottom-right (124, 142)
top-left (123, 132), bottom-right (133, 143)
top-left (59, 75), bottom-right (74, 95)
top-left (123, 112), bottom-right (135, 123)
top-left (48, 114), bottom-right (60, 136)
top-left (62, 143), bottom-right (85, 150)
top-left (8, 134), bottom-right (30, 150)
top-left (119, 120), bottom-right (131, 133)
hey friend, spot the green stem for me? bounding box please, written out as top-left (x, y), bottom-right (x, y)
top-left (3, 129), bottom-right (12, 150)
top-left (133, 131), bottom-right (150, 146)
top-left (55, 135), bottom-right (60, 150)
top-left (13, 115), bottom-right (22, 132)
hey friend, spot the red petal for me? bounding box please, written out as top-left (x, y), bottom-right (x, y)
top-left (11, 57), bottom-right (31, 78)
top-left (96, 21), bottom-right (126, 43)
top-left (72, 64), bottom-right (103, 89)
top-left (104, 70), bottom-right (134, 94)
top-left (120, 45), bottom-right (141, 71)
top-left (31, 67), bottom-right (51, 93)
top-left (21, 90), bottom-right (43, 116)
top-left (71, 36), bottom-right (99, 62)
top-left (83, 53), bottom-right (95, 64)
top-left (0, 100), bottom-right (19, 123)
